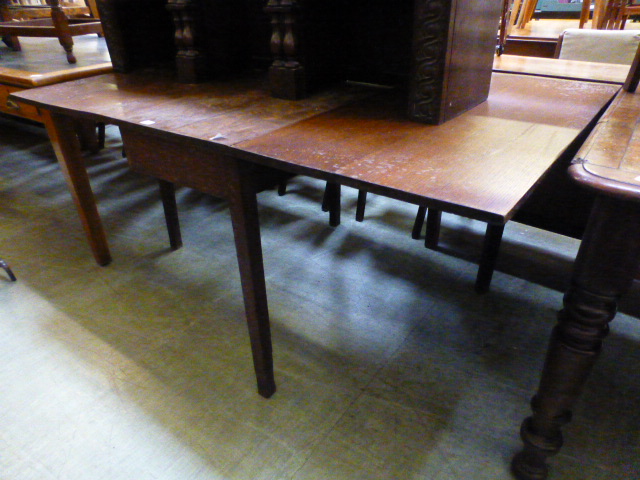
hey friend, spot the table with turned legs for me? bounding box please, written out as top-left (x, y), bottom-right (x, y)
top-left (512, 86), bottom-right (640, 480)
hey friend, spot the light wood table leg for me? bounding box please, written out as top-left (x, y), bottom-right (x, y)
top-left (42, 110), bottom-right (111, 266)
top-left (579, 0), bottom-right (591, 27)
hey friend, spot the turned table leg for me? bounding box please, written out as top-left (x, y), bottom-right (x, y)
top-left (50, 0), bottom-right (77, 64)
top-left (512, 195), bottom-right (640, 480)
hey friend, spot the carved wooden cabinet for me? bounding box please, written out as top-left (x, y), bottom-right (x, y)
top-left (96, 0), bottom-right (503, 124)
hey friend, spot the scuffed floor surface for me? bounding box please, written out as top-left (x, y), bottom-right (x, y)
top-left (1, 115), bottom-right (639, 480)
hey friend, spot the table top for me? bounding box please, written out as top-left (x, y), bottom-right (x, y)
top-left (571, 88), bottom-right (640, 201)
top-left (238, 74), bottom-right (619, 223)
top-left (0, 63), bottom-right (112, 88)
top-left (493, 54), bottom-right (631, 85)
top-left (12, 71), bottom-right (619, 223)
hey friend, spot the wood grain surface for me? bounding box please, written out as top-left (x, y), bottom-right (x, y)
top-left (13, 72), bottom-right (619, 223)
top-left (572, 88), bottom-right (640, 199)
top-left (239, 74), bottom-right (619, 222)
top-left (493, 54), bottom-right (630, 85)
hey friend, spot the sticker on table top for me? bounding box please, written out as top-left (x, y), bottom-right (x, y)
top-left (635, 175), bottom-right (640, 181)
top-left (210, 133), bottom-right (226, 141)
top-left (139, 120), bottom-right (156, 126)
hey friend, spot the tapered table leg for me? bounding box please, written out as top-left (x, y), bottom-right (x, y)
top-left (512, 195), bottom-right (640, 480)
top-left (475, 223), bottom-right (504, 294)
top-left (355, 190), bottom-right (367, 222)
top-left (42, 110), bottom-right (111, 266)
top-left (158, 180), bottom-right (182, 250)
top-left (228, 161), bottom-right (276, 398)
top-left (412, 205), bottom-right (427, 239)
top-left (424, 209), bottom-right (442, 249)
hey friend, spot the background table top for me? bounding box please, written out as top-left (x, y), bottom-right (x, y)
top-left (493, 54), bottom-right (630, 85)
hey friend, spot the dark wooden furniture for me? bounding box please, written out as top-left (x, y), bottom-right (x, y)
top-left (512, 84), bottom-right (640, 480)
top-left (0, 0), bottom-right (103, 64)
top-left (95, 0), bottom-right (503, 124)
top-left (408, 54), bottom-right (630, 292)
top-left (11, 72), bottom-right (618, 398)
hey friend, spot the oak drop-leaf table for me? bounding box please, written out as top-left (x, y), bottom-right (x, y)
top-left (11, 71), bottom-right (618, 408)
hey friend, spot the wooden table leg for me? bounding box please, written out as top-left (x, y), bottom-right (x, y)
top-left (475, 223), bottom-right (505, 294)
top-left (42, 110), bottom-right (111, 266)
top-left (228, 162), bottom-right (276, 398)
top-left (512, 195), bottom-right (640, 480)
top-left (424, 209), bottom-right (443, 249)
top-left (119, 129), bottom-right (277, 397)
top-left (412, 206), bottom-right (427, 239)
top-left (50, 0), bottom-right (77, 64)
top-left (158, 179), bottom-right (182, 250)
top-left (322, 182), bottom-right (341, 227)
top-left (355, 190), bottom-right (367, 222)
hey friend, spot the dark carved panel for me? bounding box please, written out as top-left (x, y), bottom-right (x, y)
top-left (408, 0), bottom-right (504, 124)
top-left (408, 0), bottom-right (451, 123)
top-left (342, 0), bottom-right (414, 87)
top-left (97, 0), bottom-right (503, 123)
top-left (96, 0), bottom-right (176, 73)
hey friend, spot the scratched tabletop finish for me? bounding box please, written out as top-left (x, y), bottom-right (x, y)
top-left (13, 72), bottom-right (620, 222)
top-left (239, 74), bottom-right (619, 223)
top-left (12, 71), bottom-right (375, 146)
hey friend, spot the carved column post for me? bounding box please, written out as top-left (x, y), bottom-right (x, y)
top-left (512, 194), bottom-right (640, 480)
top-left (166, 0), bottom-right (205, 83)
top-left (265, 0), bottom-right (306, 99)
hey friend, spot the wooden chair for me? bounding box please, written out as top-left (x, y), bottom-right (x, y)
top-left (0, 0), bottom-right (102, 63)
top-left (507, 0), bottom-right (537, 30)
top-left (582, 0), bottom-right (640, 29)
top-left (579, 0), bottom-right (606, 28)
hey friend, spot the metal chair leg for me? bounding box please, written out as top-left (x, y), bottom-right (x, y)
top-left (0, 258), bottom-right (16, 281)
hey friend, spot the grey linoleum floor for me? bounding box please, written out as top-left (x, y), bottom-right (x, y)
top-left (1, 37), bottom-right (640, 480)
top-left (0, 34), bottom-right (110, 72)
